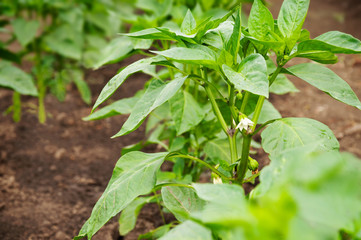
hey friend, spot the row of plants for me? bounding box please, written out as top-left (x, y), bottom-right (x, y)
top-left (0, 0), bottom-right (248, 122)
top-left (76, 0), bottom-right (361, 239)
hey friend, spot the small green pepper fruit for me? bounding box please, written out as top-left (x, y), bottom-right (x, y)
top-left (236, 91), bottom-right (243, 100)
top-left (248, 157), bottom-right (259, 171)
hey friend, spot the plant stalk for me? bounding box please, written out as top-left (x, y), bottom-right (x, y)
top-left (167, 154), bottom-right (233, 181)
top-left (236, 65), bottom-right (283, 182)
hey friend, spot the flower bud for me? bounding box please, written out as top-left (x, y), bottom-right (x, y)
top-left (248, 157), bottom-right (259, 171)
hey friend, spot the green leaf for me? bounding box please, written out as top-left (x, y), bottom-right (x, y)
top-left (93, 37), bottom-right (134, 69)
top-left (278, 0), bottom-right (310, 49)
top-left (72, 69), bottom-right (92, 105)
top-left (44, 24), bottom-right (83, 60)
top-left (269, 74), bottom-right (299, 94)
top-left (118, 196), bottom-right (153, 236)
top-left (152, 47), bottom-right (217, 69)
top-left (12, 18), bottom-right (39, 47)
top-left (226, 7), bottom-right (241, 60)
top-left (124, 28), bottom-right (175, 40)
top-left (193, 183), bottom-right (245, 205)
top-left (201, 21), bottom-right (234, 50)
top-left (248, 0), bottom-right (274, 41)
top-left (254, 148), bottom-right (361, 239)
top-left (93, 56), bottom-right (163, 111)
top-left (113, 76), bottom-right (187, 138)
top-left (169, 91), bottom-right (205, 135)
top-left (222, 54), bottom-right (269, 97)
top-left (138, 224), bottom-right (172, 239)
top-left (0, 63), bottom-right (37, 96)
top-left (204, 138), bottom-right (242, 165)
top-left (161, 186), bottom-right (205, 222)
top-left (261, 118), bottom-right (339, 156)
top-left (192, 184), bottom-right (251, 225)
top-left (285, 63), bottom-right (361, 110)
top-left (298, 31), bottom-right (361, 54)
top-left (159, 220), bottom-right (212, 240)
top-left (84, 95), bottom-right (140, 121)
top-left (75, 151), bottom-right (167, 239)
top-left (181, 9), bottom-right (197, 35)
top-left (295, 50), bottom-right (338, 64)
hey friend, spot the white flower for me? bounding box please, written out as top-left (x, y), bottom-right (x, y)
top-left (236, 117), bottom-right (254, 131)
top-left (213, 176), bottom-right (223, 184)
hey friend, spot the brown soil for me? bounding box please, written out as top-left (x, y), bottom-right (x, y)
top-left (1, 0), bottom-right (361, 239)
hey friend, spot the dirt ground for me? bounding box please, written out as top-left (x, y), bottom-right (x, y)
top-left (1, 0), bottom-right (361, 239)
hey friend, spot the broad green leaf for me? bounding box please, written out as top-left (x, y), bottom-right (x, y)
top-left (192, 184), bottom-right (252, 225)
top-left (226, 7), bottom-right (241, 60)
top-left (44, 24), bottom-right (83, 60)
top-left (285, 63), bottom-right (361, 110)
top-left (193, 183), bottom-right (245, 205)
top-left (138, 224), bottom-right (172, 239)
top-left (12, 18), bottom-right (39, 47)
top-left (113, 76), bottom-right (187, 137)
top-left (0, 63), bottom-right (37, 96)
top-left (169, 91), bottom-right (205, 135)
top-left (72, 69), bottom-right (92, 105)
top-left (76, 151), bottom-right (167, 239)
top-left (124, 28), bottom-right (175, 40)
top-left (204, 138), bottom-right (242, 165)
top-left (118, 196), bottom-right (153, 236)
top-left (83, 95), bottom-right (141, 121)
top-left (201, 21), bottom-right (234, 50)
top-left (254, 148), bottom-right (361, 239)
top-left (278, 0), bottom-right (310, 49)
top-left (161, 186), bottom-right (205, 222)
top-left (248, 0), bottom-right (274, 41)
top-left (181, 9), bottom-right (197, 35)
top-left (244, 33), bottom-right (285, 54)
top-left (295, 50), bottom-right (338, 64)
top-left (152, 47), bottom-right (217, 69)
top-left (93, 56), bottom-right (163, 111)
top-left (159, 220), bottom-right (212, 240)
top-left (270, 74), bottom-right (298, 94)
top-left (298, 31), bottom-right (361, 54)
top-left (93, 37), bottom-right (133, 69)
top-left (297, 29), bottom-right (310, 42)
top-left (223, 54), bottom-right (269, 97)
top-left (261, 118), bottom-right (339, 156)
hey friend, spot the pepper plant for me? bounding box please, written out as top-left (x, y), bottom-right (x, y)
top-left (0, 0), bottom-right (130, 122)
top-left (77, 0), bottom-right (361, 239)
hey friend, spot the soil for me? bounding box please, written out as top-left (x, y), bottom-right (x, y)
top-left (1, 0), bottom-right (361, 239)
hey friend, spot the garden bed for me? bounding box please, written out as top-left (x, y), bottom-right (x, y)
top-left (1, 0), bottom-right (361, 239)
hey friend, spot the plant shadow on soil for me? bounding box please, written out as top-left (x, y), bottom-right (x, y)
top-left (1, 0), bottom-right (361, 239)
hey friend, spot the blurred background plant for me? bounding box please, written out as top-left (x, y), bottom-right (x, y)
top-left (0, 0), bottom-right (254, 123)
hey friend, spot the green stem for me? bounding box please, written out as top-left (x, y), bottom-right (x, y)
top-left (154, 183), bottom-right (194, 190)
top-left (230, 132), bottom-right (238, 164)
top-left (229, 85), bottom-right (238, 127)
top-left (203, 82), bottom-right (228, 135)
top-left (251, 96), bottom-right (265, 131)
top-left (152, 190), bottom-right (166, 224)
top-left (12, 92), bottom-right (21, 122)
top-left (236, 134), bottom-right (251, 182)
top-left (167, 154), bottom-right (233, 181)
top-left (240, 91), bottom-right (250, 113)
top-left (236, 66), bottom-right (283, 182)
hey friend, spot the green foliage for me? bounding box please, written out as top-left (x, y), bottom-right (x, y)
top-left (76, 0), bottom-right (361, 239)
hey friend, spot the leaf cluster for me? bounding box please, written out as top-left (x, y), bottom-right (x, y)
top-left (77, 0), bottom-right (361, 239)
